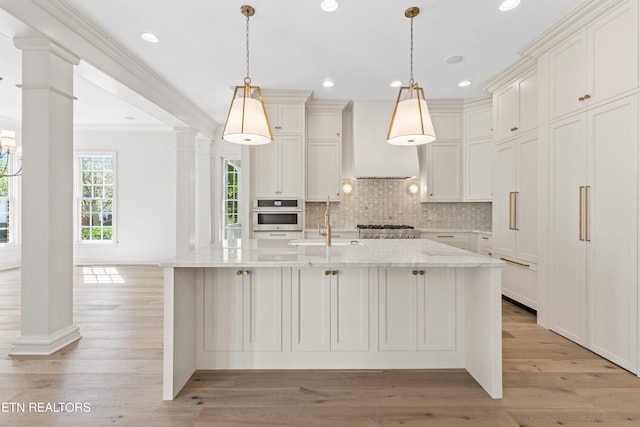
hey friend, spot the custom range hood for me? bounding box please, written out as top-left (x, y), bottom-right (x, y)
top-left (350, 101), bottom-right (420, 179)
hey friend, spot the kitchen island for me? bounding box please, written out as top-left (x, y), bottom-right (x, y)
top-left (161, 239), bottom-right (504, 400)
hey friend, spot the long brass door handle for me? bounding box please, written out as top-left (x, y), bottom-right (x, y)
top-left (513, 192), bottom-right (519, 230)
top-left (585, 186), bottom-right (590, 242)
top-left (579, 186), bottom-right (585, 241)
top-left (499, 257), bottom-right (530, 268)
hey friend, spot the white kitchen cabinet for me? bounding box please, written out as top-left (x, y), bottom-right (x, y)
top-left (303, 230), bottom-right (358, 240)
top-left (431, 111), bottom-right (463, 140)
top-left (548, 95), bottom-right (638, 371)
top-left (492, 131), bottom-right (537, 310)
top-left (547, 0), bottom-right (638, 120)
top-left (291, 267), bottom-right (369, 351)
top-left (203, 268), bottom-right (282, 352)
top-left (493, 68), bottom-right (537, 142)
top-left (476, 233), bottom-right (492, 257)
top-left (420, 141), bottom-right (463, 202)
top-left (420, 232), bottom-right (471, 251)
top-left (306, 102), bottom-right (348, 201)
top-left (464, 137), bottom-right (493, 201)
top-left (378, 268), bottom-right (455, 351)
top-left (464, 105), bottom-right (493, 140)
top-left (266, 103), bottom-right (303, 135)
top-left (253, 135), bottom-right (304, 198)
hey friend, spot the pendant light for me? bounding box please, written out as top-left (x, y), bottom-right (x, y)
top-left (222, 5), bottom-right (272, 145)
top-left (387, 7), bottom-right (436, 146)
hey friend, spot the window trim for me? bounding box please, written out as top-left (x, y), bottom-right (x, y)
top-left (221, 158), bottom-right (241, 240)
top-left (74, 152), bottom-right (117, 244)
top-left (0, 151), bottom-right (19, 246)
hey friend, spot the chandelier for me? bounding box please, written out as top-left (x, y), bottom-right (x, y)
top-left (0, 130), bottom-right (21, 178)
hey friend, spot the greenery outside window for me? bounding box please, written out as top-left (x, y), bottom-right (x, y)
top-left (222, 159), bottom-right (241, 240)
top-left (78, 154), bottom-right (115, 242)
top-left (0, 153), bottom-right (9, 244)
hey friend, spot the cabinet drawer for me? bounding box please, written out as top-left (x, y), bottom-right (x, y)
top-left (254, 232), bottom-right (303, 240)
top-left (421, 233), bottom-right (470, 243)
top-left (477, 247), bottom-right (493, 257)
top-left (477, 233), bottom-right (492, 245)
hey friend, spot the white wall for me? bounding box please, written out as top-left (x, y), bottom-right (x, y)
top-left (73, 128), bottom-right (176, 264)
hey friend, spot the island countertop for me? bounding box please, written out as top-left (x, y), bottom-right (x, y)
top-left (160, 238), bottom-right (504, 269)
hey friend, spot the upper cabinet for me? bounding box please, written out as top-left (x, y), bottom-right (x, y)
top-left (547, 0), bottom-right (638, 120)
top-left (463, 98), bottom-right (493, 202)
top-left (493, 68), bottom-right (538, 142)
top-left (306, 101), bottom-right (349, 202)
top-left (252, 91), bottom-right (312, 198)
top-left (265, 103), bottom-right (303, 135)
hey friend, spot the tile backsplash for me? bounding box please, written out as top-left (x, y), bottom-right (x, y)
top-left (305, 179), bottom-right (491, 230)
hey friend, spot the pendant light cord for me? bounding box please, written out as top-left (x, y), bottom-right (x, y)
top-left (245, 12), bottom-right (251, 84)
top-left (409, 15), bottom-right (414, 87)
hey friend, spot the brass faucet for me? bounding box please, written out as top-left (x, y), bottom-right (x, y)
top-left (318, 195), bottom-right (332, 246)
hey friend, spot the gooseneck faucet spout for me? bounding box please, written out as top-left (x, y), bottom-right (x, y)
top-left (318, 195), bottom-right (332, 246)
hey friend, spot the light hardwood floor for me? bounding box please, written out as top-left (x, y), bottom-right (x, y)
top-left (1, 265), bottom-right (639, 426)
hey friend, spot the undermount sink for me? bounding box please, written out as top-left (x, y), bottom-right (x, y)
top-left (289, 239), bottom-right (365, 247)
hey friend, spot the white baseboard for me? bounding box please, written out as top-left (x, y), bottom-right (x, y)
top-left (10, 325), bottom-right (81, 356)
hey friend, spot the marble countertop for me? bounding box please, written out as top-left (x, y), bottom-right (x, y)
top-left (161, 238), bottom-right (503, 269)
top-left (304, 227), bottom-right (492, 234)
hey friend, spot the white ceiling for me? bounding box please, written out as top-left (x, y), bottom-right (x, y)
top-left (1, 0), bottom-right (585, 128)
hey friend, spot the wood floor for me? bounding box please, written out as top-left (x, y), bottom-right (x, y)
top-left (1, 265), bottom-right (639, 426)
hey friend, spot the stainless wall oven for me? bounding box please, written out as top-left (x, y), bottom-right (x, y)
top-left (252, 199), bottom-right (303, 231)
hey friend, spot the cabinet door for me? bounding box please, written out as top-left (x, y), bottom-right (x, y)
top-left (253, 140), bottom-right (280, 197)
top-left (492, 141), bottom-right (516, 257)
top-left (279, 135), bottom-right (304, 198)
top-left (307, 110), bottom-right (341, 140)
top-left (278, 104), bottom-right (303, 134)
top-left (203, 268), bottom-right (243, 351)
top-left (589, 1), bottom-right (638, 107)
top-left (464, 107), bottom-right (492, 140)
top-left (515, 134), bottom-right (538, 263)
top-left (517, 70), bottom-right (538, 134)
top-left (242, 268), bottom-right (282, 351)
top-left (588, 96), bottom-right (638, 371)
top-left (418, 268), bottom-right (455, 351)
top-left (548, 32), bottom-right (588, 119)
top-left (331, 268), bottom-right (369, 351)
top-left (464, 138), bottom-right (493, 201)
top-left (378, 268), bottom-right (417, 351)
top-left (548, 115), bottom-right (588, 345)
top-left (307, 141), bottom-right (341, 201)
top-left (292, 268), bottom-right (330, 351)
top-left (426, 141), bottom-right (462, 201)
top-left (494, 83), bottom-right (518, 140)
top-left (431, 111), bottom-right (463, 140)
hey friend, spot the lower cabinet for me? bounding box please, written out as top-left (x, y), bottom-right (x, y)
top-left (420, 232), bottom-right (472, 251)
top-left (291, 267), bottom-right (369, 351)
top-left (253, 231), bottom-right (303, 240)
top-left (378, 268), bottom-right (456, 351)
top-left (203, 267), bottom-right (456, 355)
top-left (204, 267), bottom-right (282, 352)
top-left (495, 255), bottom-right (537, 310)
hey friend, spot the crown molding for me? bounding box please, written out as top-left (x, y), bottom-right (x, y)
top-left (481, 56), bottom-right (537, 93)
top-left (261, 89), bottom-right (313, 104)
top-left (14, 37), bottom-right (80, 65)
top-left (463, 96), bottom-right (492, 110)
top-left (0, 0), bottom-right (218, 138)
top-left (306, 99), bottom-right (351, 111)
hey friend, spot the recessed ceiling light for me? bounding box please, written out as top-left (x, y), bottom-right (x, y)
top-left (141, 32), bottom-right (159, 43)
top-left (445, 55), bottom-right (464, 64)
top-left (499, 0), bottom-right (521, 12)
top-left (320, 0), bottom-right (339, 12)
top-left (390, 80), bottom-right (402, 88)
top-left (458, 80), bottom-right (472, 87)
top-left (322, 79), bottom-right (335, 88)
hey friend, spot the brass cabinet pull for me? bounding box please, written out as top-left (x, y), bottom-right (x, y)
top-left (419, 270), bottom-right (425, 276)
top-left (585, 186), bottom-right (591, 242)
top-left (513, 192), bottom-right (519, 230)
top-left (578, 96), bottom-right (585, 101)
top-left (437, 235), bottom-right (454, 238)
top-left (510, 126), bottom-right (518, 132)
top-left (325, 270), bottom-right (331, 276)
top-left (412, 270), bottom-right (418, 276)
top-left (579, 186), bottom-right (585, 241)
top-left (336, 132), bottom-right (340, 136)
top-left (481, 236), bottom-right (489, 240)
top-left (499, 257), bottom-right (530, 268)
top-left (243, 271), bottom-right (249, 276)
top-left (331, 270), bottom-right (337, 276)
top-left (237, 270), bottom-right (250, 276)
top-left (583, 94), bottom-right (591, 100)
top-left (236, 270), bottom-right (243, 276)
top-left (508, 192), bottom-right (514, 230)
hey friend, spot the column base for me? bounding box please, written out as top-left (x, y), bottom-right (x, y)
top-left (10, 325), bottom-right (81, 356)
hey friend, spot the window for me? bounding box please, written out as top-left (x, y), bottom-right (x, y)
top-left (0, 153), bottom-right (9, 244)
top-left (78, 155), bottom-right (115, 242)
top-left (222, 159), bottom-right (241, 240)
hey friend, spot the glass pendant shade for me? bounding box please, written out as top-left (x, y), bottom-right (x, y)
top-left (222, 83), bottom-right (272, 145)
top-left (387, 86), bottom-right (436, 146)
top-left (0, 130), bottom-right (16, 151)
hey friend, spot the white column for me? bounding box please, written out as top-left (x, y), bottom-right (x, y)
top-left (175, 128), bottom-right (196, 255)
top-left (195, 137), bottom-right (212, 248)
top-left (11, 38), bottom-right (81, 355)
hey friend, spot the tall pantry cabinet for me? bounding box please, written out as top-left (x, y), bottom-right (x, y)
top-left (487, 62), bottom-right (539, 310)
top-left (536, 0), bottom-right (639, 373)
